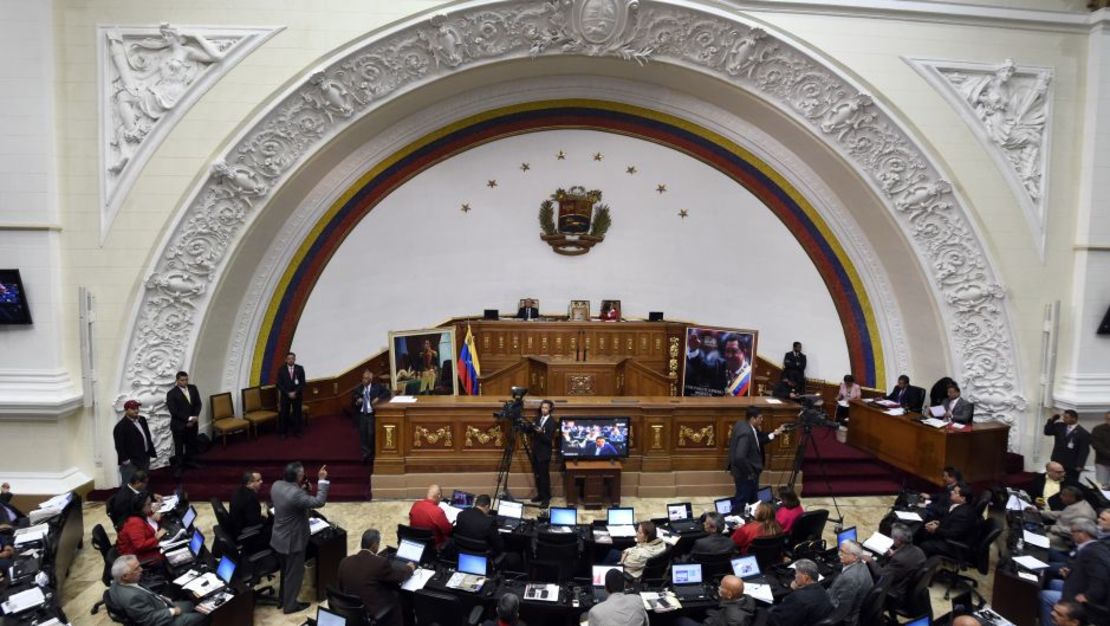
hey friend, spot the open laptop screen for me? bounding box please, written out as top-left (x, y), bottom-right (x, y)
top-left (731, 555), bottom-right (761, 579)
top-left (216, 556), bottom-right (237, 584)
top-left (498, 500), bottom-right (523, 520)
top-left (667, 503), bottom-right (692, 521)
top-left (837, 526), bottom-right (858, 546)
top-left (316, 607), bottom-right (346, 626)
top-left (549, 507), bottom-right (577, 526)
top-left (756, 487), bottom-right (773, 503)
top-left (188, 529), bottom-right (203, 555)
top-left (607, 507), bottom-right (634, 526)
top-left (457, 553), bottom-right (487, 576)
top-left (396, 539), bottom-right (424, 563)
top-left (714, 498), bottom-right (733, 515)
top-left (180, 505), bottom-right (197, 530)
top-left (672, 563), bottom-right (703, 585)
top-left (592, 565), bottom-right (622, 587)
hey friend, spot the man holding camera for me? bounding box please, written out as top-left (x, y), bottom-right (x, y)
top-left (1045, 410), bottom-right (1092, 484)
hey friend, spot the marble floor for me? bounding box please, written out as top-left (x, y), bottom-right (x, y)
top-left (63, 495), bottom-right (994, 625)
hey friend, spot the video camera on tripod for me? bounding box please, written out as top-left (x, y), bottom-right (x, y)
top-left (493, 386), bottom-right (535, 432)
top-left (781, 394), bottom-right (839, 433)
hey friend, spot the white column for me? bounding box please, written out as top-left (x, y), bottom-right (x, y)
top-left (1055, 12), bottom-right (1110, 416)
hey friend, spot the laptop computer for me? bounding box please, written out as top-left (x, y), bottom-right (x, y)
top-left (836, 526), bottom-right (857, 547)
top-left (714, 498), bottom-right (733, 516)
top-left (496, 500), bottom-right (524, 530)
top-left (194, 555), bottom-right (237, 600)
top-left (730, 555), bottom-right (762, 581)
top-left (756, 487), bottom-right (774, 504)
top-left (591, 565), bottom-right (622, 602)
top-left (445, 552), bottom-right (487, 593)
top-left (451, 490), bottom-right (475, 508)
top-left (671, 563), bottom-right (707, 601)
top-left (393, 538), bottom-right (425, 565)
top-left (166, 529), bottom-right (204, 566)
top-left (549, 507), bottom-right (577, 529)
top-left (667, 503), bottom-right (698, 533)
top-left (607, 507), bottom-right (636, 537)
top-left (315, 606), bottom-right (346, 626)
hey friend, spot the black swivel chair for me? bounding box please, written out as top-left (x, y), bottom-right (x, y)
top-left (211, 525), bottom-right (279, 606)
top-left (749, 534), bottom-right (786, 572)
top-left (210, 497), bottom-right (267, 552)
top-left (413, 588), bottom-right (484, 626)
top-left (529, 530), bottom-right (581, 584)
top-left (326, 586), bottom-right (393, 626)
top-left (398, 523), bottom-right (435, 545)
top-left (90, 524), bottom-right (117, 615)
top-left (690, 551), bottom-right (734, 581)
top-left (787, 509), bottom-right (829, 555)
top-left (640, 546), bottom-right (674, 586)
top-left (935, 517), bottom-right (1001, 600)
top-left (888, 557), bottom-right (943, 622)
top-left (858, 577), bottom-right (891, 626)
top-left (101, 589), bottom-right (140, 626)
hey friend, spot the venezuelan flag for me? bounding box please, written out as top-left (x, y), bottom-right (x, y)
top-left (457, 324), bottom-right (481, 395)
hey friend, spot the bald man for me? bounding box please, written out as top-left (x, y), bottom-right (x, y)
top-left (676, 575), bottom-right (756, 626)
top-left (952, 616), bottom-right (983, 626)
top-left (407, 484), bottom-right (452, 548)
top-left (1031, 462), bottom-right (1077, 512)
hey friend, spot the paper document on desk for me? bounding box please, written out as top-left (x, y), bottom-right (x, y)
top-left (173, 570), bottom-right (202, 586)
top-left (1022, 530), bottom-right (1051, 549)
top-left (156, 495), bottom-right (179, 514)
top-left (928, 405), bottom-right (946, 418)
top-left (524, 583), bottom-right (561, 602)
top-left (401, 568), bottom-right (435, 592)
top-left (874, 399), bottom-right (899, 408)
top-left (894, 511), bottom-right (923, 522)
top-left (13, 524), bottom-right (49, 546)
top-left (1006, 495), bottom-right (1028, 511)
top-left (183, 572), bottom-right (225, 597)
top-left (608, 525), bottom-right (636, 538)
top-left (862, 532), bottom-right (894, 555)
top-left (744, 583), bottom-right (774, 604)
top-left (309, 517), bottom-right (330, 535)
top-left (391, 395), bottom-right (417, 403)
top-left (949, 422), bottom-right (967, 430)
top-left (837, 400), bottom-right (849, 408)
top-left (438, 502), bottom-right (462, 524)
top-left (1, 586), bottom-right (45, 614)
top-left (640, 591), bottom-right (680, 612)
top-left (763, 398), bottom-right (782, 404)
top-left (1018, 572), bottom-right (1039, 582)
top-left (656, 528), bottom-right (679, 546)
top-left (1013, 555), bottom-right (1050, 570)
top-left (921, 418), bottom-right (948, 428)
top-left (885, 408), bottom-right (905, 416)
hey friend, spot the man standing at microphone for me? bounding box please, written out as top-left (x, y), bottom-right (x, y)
top-left (270, 461), bottom-right (330, 614)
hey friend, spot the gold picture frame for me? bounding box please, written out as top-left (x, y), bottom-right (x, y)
top-left (568, 300), bottom-right (590, 321)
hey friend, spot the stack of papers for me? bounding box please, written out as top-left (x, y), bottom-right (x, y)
top-left (0, 587), bottom-right (46, 614)
top-left (29, 493), bottom-right (73, 524)
top-left (884, 408), bottom-right (906, 416)
top-left (13, 524), bottom-right (49, 547)
top-left (862, 532), bottom-right (894, 555)
top-left (894, 511), bottom-right (923, 522)
top-left (401, 568), bottom-right (435, 591)
top-left (524, 583), bottom-right (560, 602)
top-left (744, 583), bottom-right (774, 604)
top-left (173, 570), bottom-right (202, 586)
top-left (1013, 555), bottom-right (1049, 570)
top-left (1022, 530), bottom-right (1050, 549)
top-left (874, 399), bottom-right (900, 408)
top-left (921, 418), bottom-right (948, 428)
top-left (438, 502), bottom-right (462, 524)
top-left (655, 528), bottom-right (679, 546)
top-left (309, 518), bottom-right (330, 535)
top-left (763, 398), bottom-right (783, 405)
top-left (592, 529), bottom-right (612, 544)
top-left (390, 396), bottom-right (417, 403)
top-left (156, 495), bottom-right (179, 514)
top-left (640, 591), bottom-right (680, 612)
top-left (182, 572), bottom-right (225, 597)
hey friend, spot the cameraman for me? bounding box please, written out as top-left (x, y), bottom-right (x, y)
top-left (727, 407), bottom-right (785, 512)
top-left (530, 400), bottom-right (556, 507)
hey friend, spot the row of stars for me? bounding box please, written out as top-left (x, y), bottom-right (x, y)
top-left (460, 203), bottom-right (689, 218)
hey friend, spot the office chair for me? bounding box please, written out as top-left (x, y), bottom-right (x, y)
top-left (413, 588), bottom-right (484, 626)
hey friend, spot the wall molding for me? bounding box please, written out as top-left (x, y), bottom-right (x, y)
top-left (97, 23), bottom-right (283, 243)
top-left (1, 466), bottom-right (93, 497)
top-left (0, 369), bottom-right (83, 420)
top-left (1054, 373), bottom-right (1110, 412)
top-left (115, 0), bottom-right (1026, 457)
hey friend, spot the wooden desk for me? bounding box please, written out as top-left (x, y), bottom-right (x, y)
top-left (846, 400), bottom-right (1009, 486)
top-left (208, 585), bottom-right (255, 626)
top-left (310, 527), bottom-right (348, 602)
top-left (565, 460), bottom-right (621, 508)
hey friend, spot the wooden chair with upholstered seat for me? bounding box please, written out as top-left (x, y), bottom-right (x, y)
top-left (241, 386), bottom-right (279, 436)
top-left (210, 392), bottom-right (251, 447)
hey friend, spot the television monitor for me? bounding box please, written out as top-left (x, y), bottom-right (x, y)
top-left (549, 507), bottom-right (577, 527)
top-left (607, 507), bottom-right (634, 526)
top-left (216, 555), bottom-right (237, 584)
top-left (497, 500), bottom-right (523, 520)
top-left (450, 490), bottom-right (475, 508)
top-left (316, 607), bottom-right (346, 626)
top-left (457, 552), bottom-right (487, 576)
top-left (0, 270), bottom-right (32, 325)
top-left (714, 498), bottom-right (733, 515)
top-left (188, 529), bottom-right (204, 556)
top-left (756, 487), bottom-right (773, 503)
top-left (672, 563), bottom-right (703, 585)
top-left (667, 503), bottom-right (692, 522)
top-left (180, 505), bottom-right (197, 530)
top-left (559, 417), bottom-right (630, 458)
top-left (730, 555), bottom-right (761, 579)
top-left (836, 526), bottom-right (857, 546)
top-left (591, 565), bottom-right (622, 587)
top-left (396, 539), bottom-right (425, 563)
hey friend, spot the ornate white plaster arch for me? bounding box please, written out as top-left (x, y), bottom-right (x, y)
top-left (115, 0), bottom-right (1027, 467)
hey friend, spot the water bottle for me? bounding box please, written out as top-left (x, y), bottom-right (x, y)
top-left (1016, 535), bottom-right (1024, 552)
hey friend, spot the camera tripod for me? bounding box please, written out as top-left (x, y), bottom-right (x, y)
top-left (493, 417), bottom-right (535, 505)
top-left (786, 422), bottom-right (845, 527)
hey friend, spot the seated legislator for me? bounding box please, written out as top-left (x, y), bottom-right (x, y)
top-left (229, 469), bottom-right (270, 537)
top-left (862, 523), bottom-right (925, 605)
top-left (918, 483), bottom-right (978, 559)
top-left (0, 482), bottom-right (27, 527)
top-left (691, 513), bottom-right (736, 557)
top-left (921, 466), bottom-right (963, 521)
top-left (117, 492), bottom-right (167, 565)
top-left (1039, 486), bottom-right (1097, 549)
top-left (454, 494), bottom-right (504, 554)
top-left (887, 375), bottom-right (925, 412)
top-left (1050, 601), bottom-right (1087, 626)
top-left (772, 371), bottom-right (803, 401)
top-left (620, 521), bottom-right (666, 579)
top-left (337, 528), bottom-right (413, 626)
top-left (107, 469), bottom-right (153, 529)
top-left (588, 568), bottom-right (649, 626)
top-left (731, 502), bottom-right (782, 556)
top-left (675, 575), bottom-right (756, 626)
top-left (109, 555), bottom-right (205, 626)
top-left (1039, 519), bottom-right (1110, 626)
top-left (516, 299), bottom-right (539, 321)
top-left (828, 540), bottom-right (873, 626)
top-left (768, 559), bottom-right (834, 626)
top-left (483, 593), bottom-right (524, 626)
top-left (775, 487), bottom-right (805, 534)
top-left (939, 383), bottom-right (973, 424)
top-left (835, 375), bottom-right (861, 422)
top-left (1031, 462), bottom-right (1078, 512)
top-left (409, 484), bottom-right (452, 549)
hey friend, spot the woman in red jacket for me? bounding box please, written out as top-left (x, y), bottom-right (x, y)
top-left (731, 502), bottom-right (783, 555)
top-left (117, 492), bottom-right (167, 564)
top-left (775, 486), bottom-right (805, 534)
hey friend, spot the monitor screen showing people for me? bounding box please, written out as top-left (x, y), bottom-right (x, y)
top-left (672, 563), bottom-right (703, 585)
top-left (667, 503), bottom-right (693, 521)
top-left (559, 417), bottom-right (630, 458)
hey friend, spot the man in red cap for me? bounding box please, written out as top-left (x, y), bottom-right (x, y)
top-left (113, 400), bottom-right (156, 486)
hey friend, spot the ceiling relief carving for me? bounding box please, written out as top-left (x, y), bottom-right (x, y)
top-left (116, 0), bottom-right (1026, 471)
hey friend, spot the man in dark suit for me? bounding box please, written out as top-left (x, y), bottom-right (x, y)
top-left (229, 469), bottom-right (270, 540)
top-left (113, 400), bottom-right (156, 487)
top-left (455, 494), bottom-right (504, 554)
top-left (337, 528), bottom-right (413, 626)
top-left (530, 400), bottom-right (556, 506)
top-left (107, 470), bottom-right (152, 529)
top-left (1046, 410), bottom-right (1092, 483)
top-left (270, 461), bottom-right (330, 614)
top-left (165, 371), bottom-right (202, 477)
top-left (691, 513), bottom-right (736, 557)
top-left (352, 369), bottom-right (389, 468)
top-left (863, 523), bottom-right (925, 605)
top-left (919, 483), bottom-right (979, 558)
top-left (769, 559), bottom-right (834, 626)
top-left (783, 342), bottom-right (806, 380)
top-left (276, 352), bottom-right (306, 438)
top-left (1039, 518), bottom-right (1110, 626)
top-left (108, 554), bottom-right (205, 625)
top-left (516, 298), bottom-right (539, 320)
top-left (727, 407), bottom-right (785, 512)
top-left (887, 375), bottom-right (925, 412)
top-left (921, 466), bottom-right (962, 521)
top-left (1030, 462), bottom-right (1078, 512)
top-left (0, 482), bottom-right (26, 527)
